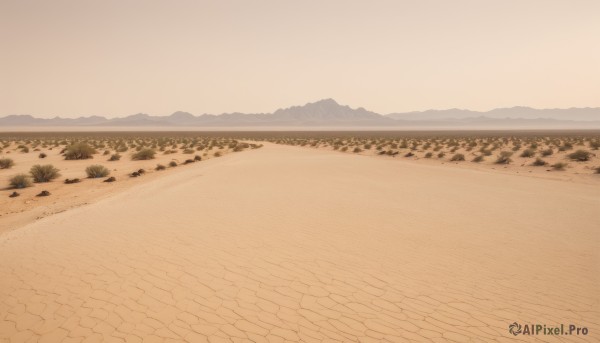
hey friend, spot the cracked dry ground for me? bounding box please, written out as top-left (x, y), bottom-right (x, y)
top-left (0, 144), bottom-right (598, 342)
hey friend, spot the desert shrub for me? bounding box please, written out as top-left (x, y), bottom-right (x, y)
top-left (64, 143), bottom-right (96, 160)
top-left (495, 151), bottom-right (513, 164)
top-left (551, 162), bottom-right (568, 170)
top-left (194, 155), bottom-right (202, 161)
top-left (155, 164), bottom-right (166, 171)
top-left (0, 158), bottom-right (14, 169)
top-left (594, 166), bottom-right (600, 174)
top-left (182, 148), bottom-right (194, 154)
top-left (168, 161), bottom-right (177, 167)
top-left (450, 153), bottom-right (465, 161)
top-left (472, 155), bottom-right (484, 163)
top-left (541, 148), bottom-right (553, 157)
top-left (353, 147), bottom-right (362, 153)
top-left (85, 165), bottom-right (110, 178)
top-left (108, 153), bottom-right (121, 161)
top-left (590, 140), bottom-right (600, 150)
top-left (437, 152), bottom-right (445, 158)
top-left (424, 152), bottom-right (433, 158)
top-left (30, 164), bottom-right (60, 182)
top-left (520, 149), bottom-right (535, 158)
top-left (132, 148), bottom-right (156, 160)
top-left (9, 174), bottom-right (33, 189)
top-left (531, 158), bottom-right (547, 166)
top-left (567, 150), bottom-right (591, 162)
top-left (39, 152), bottom-right (47, 159)
top-left (214, 151), bottom-right (222, 157)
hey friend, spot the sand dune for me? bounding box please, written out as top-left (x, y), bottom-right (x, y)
top-left (0, 143), bottom-right (598, 342)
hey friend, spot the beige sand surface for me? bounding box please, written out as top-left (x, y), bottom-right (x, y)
top-left (0, 143), bottom-right (598, 342)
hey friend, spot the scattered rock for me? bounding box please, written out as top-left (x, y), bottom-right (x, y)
top-left (130, 172), bottom-right (140, 177)
top-left (9, 191), bottom-right (19, 198)
top-left (36, 190), bottom-right (50, 197)
top-left (103, 176), bottom-right (116, 182)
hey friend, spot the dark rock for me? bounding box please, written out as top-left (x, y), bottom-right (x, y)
top-left (36, 190), bottom-right (50, 197)
top-left (9, 191), bottom-right (19, 198)
top-left (103, 176), bottom-right (116, 182)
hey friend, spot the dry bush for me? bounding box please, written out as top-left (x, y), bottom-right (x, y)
top-left (109, 153), bottom-right (121, 161)
top-left (30, 164), bottom-right (61, 182)
top-left (567, 150), bottom-right (592, 162)
top-left (169, 161), bottom-right (177, 167)
top-left (495, 151), bottom-right (513, 164)
top-left (64, 143), bottom-right (96, 160)
top-left (520, 149), bottom-right (535, 158)
top-left (86, 165), bottom-right (110, 178)
top-left (0, 158), bottom-right (14, 169)
top-left (132, 148), bottom-right (156, 160)
top-left (450, 153), bottom-right (465, 161)
top-left (472, 155), bottom-right (484, 163)
top-left (9, 174), bottom-right (33, 189)
top-left (551, 162), bottom-right (568, 170)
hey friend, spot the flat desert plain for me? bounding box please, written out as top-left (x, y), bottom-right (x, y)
top-left (0, 142), bottom-right (599, 342)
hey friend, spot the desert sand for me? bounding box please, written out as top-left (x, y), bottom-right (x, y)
top-left (0, 143), bottom-right (598, 342)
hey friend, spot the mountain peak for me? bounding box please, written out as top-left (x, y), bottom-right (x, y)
top-left (170, 111), bottom-right (195, 119)
top-left (311, 98), bottom-right (339, 106)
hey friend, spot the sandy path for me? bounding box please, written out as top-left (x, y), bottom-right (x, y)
top-left (0, 143), bottom-right (598, 342)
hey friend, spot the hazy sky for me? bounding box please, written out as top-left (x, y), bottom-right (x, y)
top-left (1, 0), bottom-right (599, 118)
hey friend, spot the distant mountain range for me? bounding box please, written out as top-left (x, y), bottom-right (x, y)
top-left (2, 99), bottom-right (600, 128)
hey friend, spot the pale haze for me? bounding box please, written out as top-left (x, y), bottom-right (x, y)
top-left (1, 0), bottom-right (599, 118)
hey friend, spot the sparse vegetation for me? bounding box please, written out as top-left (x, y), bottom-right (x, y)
top-left (0, 158), bottom-right (14, 169)
top-left (85, 165), bottom-right (110, 178)
top-left (472, 155), bottom-right (484, 163)
top-left (495, 151), bottom-right (513, 164)
top-left (109, 153), bottom-right (121, 161)
top-left (132, 148), bottom-right (156, 160)
top-left (450, 153), bottom-right (465, 161)
top-left (551, 162), bottom-right (568, 171)
top-left (9, 174), bottom-right (33, 189)
top-left (64, 142), bottom-right (97, 160)
top-left (520, 149), bottom-right (535, 158)
top-left (568, 150), bottom-right (592, 162)
top-left (531, 158), bottom-right (547, 166)
top-left (30, 164), bottom-right (60, 182)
